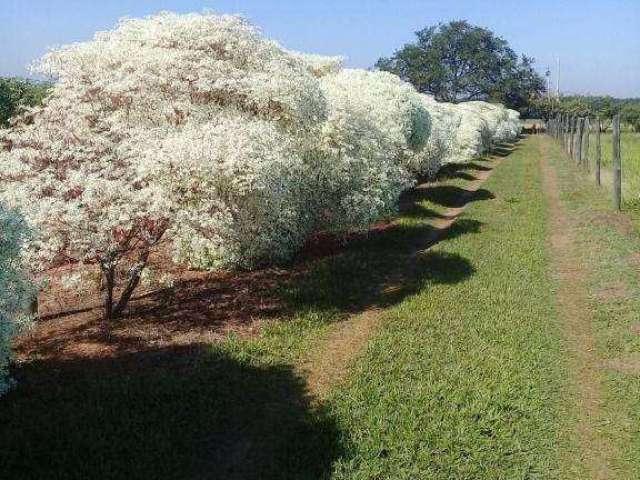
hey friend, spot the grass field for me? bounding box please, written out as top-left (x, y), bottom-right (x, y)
top-left (587, 131), bottom-right (640, 204)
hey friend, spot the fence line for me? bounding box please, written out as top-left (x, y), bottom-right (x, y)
top-left (547, 113), bottom-right (622, 211)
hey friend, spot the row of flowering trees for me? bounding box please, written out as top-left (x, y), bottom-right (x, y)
top-left (0, 12), bottom-right (521, 395)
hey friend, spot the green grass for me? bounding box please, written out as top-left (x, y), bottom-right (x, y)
top-left (0, 141), bottom-right (576, 479)
top-left (325, 140), bottom-right (575, 479)
top-left (587, 131), bottom-right (640, 204)
top-left (548, 138), bottom-right (640, 478)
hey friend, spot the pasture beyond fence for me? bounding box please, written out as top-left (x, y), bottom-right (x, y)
top-left (547, 113), bottom-right (628, 210)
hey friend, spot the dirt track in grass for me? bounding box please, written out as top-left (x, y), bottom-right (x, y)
top-left (300, 154), bottom-right (502, 398)
top-left (539, 137), bottom-right (617, 479)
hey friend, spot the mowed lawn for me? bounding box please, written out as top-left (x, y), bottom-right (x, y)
top-left (0, 138), bottom-right (576, 479)
top-left (326, 140), bottom-right (573, 479)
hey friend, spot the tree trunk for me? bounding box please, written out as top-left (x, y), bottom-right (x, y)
top-left (29, 294), bottom-right (39, 318)
top-left (101, 263), bottom-right (115, 321)
top-left (112, 250), bottom-right (150, 319)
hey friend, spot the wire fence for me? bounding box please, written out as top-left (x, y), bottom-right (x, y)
top-left (547, 113), bottom-right (627, 210)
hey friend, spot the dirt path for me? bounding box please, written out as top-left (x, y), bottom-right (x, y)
top-left (300, 156), bottom-right (502, 398)
top-left (538, 138), bottom-right (617, 479)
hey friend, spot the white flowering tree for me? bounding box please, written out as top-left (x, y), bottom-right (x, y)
top-left (0, 12), bottom-right (327, 319)
top-left (416, 95), bottom-right (463, 175)
top-left (286, 50), bottom-right (345, 78)
top-left (445, 103), bottom-right (491, 163)
top-left (316, 69), bottom-right (430, 232)
top-left (442, 102), bottom-right (521, 164)
top-left (498, 109), bottom-right (522, 142)
top-left (0, 206), bottom-right (34, 397)
top-left (140, 115), bottom-right (316, 270)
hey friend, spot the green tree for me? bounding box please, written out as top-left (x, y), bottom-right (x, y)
top-left (376, 20), bottom-right (545, 112)
top-left (621, 102), bottom-right (640, 132)
top-left (0, 77), bottom-right (51, 127)
top-left (552, 95), bottom-right (627, 132)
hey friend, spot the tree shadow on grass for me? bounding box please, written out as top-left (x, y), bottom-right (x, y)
top-left (493, 143), bottom-right (519, 157)
top-left (282, 153), bottom-right (503, 316)
top-left (435, 163), bottom-right (482, 181)
top-left (416, 186), bottom-right (495, 209)
top-left (1, 345), bottom-right (342, 480)
top-left (287, 218), bottom-right (481, 314)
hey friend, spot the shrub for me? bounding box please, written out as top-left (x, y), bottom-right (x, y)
top-left (315, 69), bottom-right (430, 232)
top-left (140, 114), bottom-right (315, 270)
top-left (417, 96), bottom-right (463, 174)
top-left (0, 12), bottom-right (328, 317)
top-left (0, 206), bottom-right (33, 397)
top-left (447, 103), bottom-right (491, 163)
top-left (499, 109), bottom-right (523, 142)
top-left (286, 50), bottom-right (345, 78)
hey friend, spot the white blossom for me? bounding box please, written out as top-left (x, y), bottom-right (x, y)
top-left (140, 113), bottom-right (315, 269)
top-left (285, 50), bottom-right (345, 78)
top-left (314, 69), bottom-right (430, 231)
top-left (0, 206), bottom-right (34, 397)
top-left (0, 11), bottom-right (328, 316)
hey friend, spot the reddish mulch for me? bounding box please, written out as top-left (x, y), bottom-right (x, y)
top-left (15, 261), bottom-right (303, 362)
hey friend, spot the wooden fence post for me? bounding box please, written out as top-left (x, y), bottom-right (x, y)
top-left (595, 117), bottom-right (601, 185)
top-left (559, 114), bottom-right (563, 143)
top-left (569, 116), bottom-right (575, 157)
top-left (583, 117), bottom-right (590, 171)
top-left (557, 113), bottom-right (561, 140)
top-left (557, 114), bottom-right (561, 140)
top-left (612, 114), bottom-right (622, 210)
top-left (575, 117), bottom-right (584, 165)
top-left (573, 117), bottom-right (582, 163)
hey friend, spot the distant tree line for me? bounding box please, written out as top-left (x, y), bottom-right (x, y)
top-left (532, 95), bottom-right (640, 132)
top-left (0, 77), bottom-right (52, 127)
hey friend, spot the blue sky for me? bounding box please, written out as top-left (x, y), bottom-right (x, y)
top-left (1, 0), bottom-right (638, 97)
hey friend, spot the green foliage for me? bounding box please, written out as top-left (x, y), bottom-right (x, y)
top-left (0, 206), bottom-right (34, 397)
top-left (376, 20), bottom-right (545, 112)
top-left (536, 95), bottom-right (640, 131)
top-left (0, 77), bottom-right (51, 127)
top-left (621, 103), bottom-right (640, 132)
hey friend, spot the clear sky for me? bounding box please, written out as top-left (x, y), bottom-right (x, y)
top-left (1, 0), bottom-right (638, 97)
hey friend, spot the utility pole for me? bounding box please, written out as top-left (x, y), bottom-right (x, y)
top-left (556, 57), bottom-right (561, 97)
